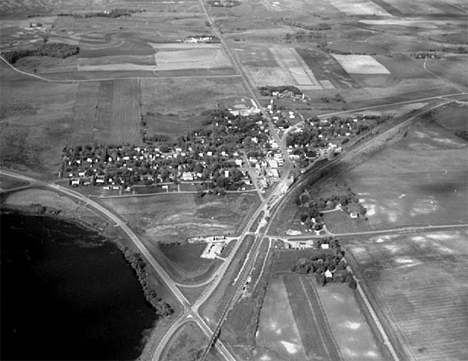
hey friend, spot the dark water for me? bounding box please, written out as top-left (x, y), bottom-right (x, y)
top-left (0, 213), bottom-right (157, 361)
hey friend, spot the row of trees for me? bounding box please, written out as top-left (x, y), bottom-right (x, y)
top-left (57, 8), bottom-right (144, 18)
top-left (122, 248), bottom-right (174, 317)
top-left (259, 85), bottom-right (302, 96)
top-left (3, 43), bottom-right (80, 64)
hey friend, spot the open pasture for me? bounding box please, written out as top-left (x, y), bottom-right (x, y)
top-left (344, 117), bottom-right (468, 230)
top-left (325, 41), bottom-right (389, 55)
top-left (347, 230), bottom-right (468, 361)
top-left (77, 54), bottom-right (155, 71)
top-left (99, 193), bottom-right (260, 243)
top-left (433, 103), bottom-right (468, 132)
top-left (255, 275), bottom-right (307, 361)
top-left (141, 76), bottom-right (247, 117)
top-left (424, 56), bottom-right (468, 93)
top-left (0, 76), bottom-right (77, 172)
top-left (315, 284), bottom-right (383, 361)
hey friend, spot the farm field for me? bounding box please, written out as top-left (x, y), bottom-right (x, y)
top-left (255, 275), bottom-right (307, 361)
top-left (0, 70), bottom-right (77, 173)
top-left (71, 79), bottom-right (141, 145)
top-left (346, 229), bottom-right (468, 361)
top-left (295, 48), bottom-right (361, 89)
top-left (344, 115), bottom-right (468, 230)
top-left (331, 54), bottom-right (390, 75)
top-left (315, 284), bottom-right (384, 361)
top-left (99, 192), bottom-right (260, 244)
top-left (141, 76), bottom-right (247, 119)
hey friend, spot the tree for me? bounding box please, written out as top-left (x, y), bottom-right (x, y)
top-left (347, 275), bottom-right (357, 289)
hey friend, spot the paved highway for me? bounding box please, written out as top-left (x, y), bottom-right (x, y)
top-left (2, 95), bottom-right (466, 361)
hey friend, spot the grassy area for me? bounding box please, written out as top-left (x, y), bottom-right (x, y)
top-left (0, 175), bottom-right (28, 190)
top-left (345, 116), bottom-right (468, 230)
top-left (200, 234), bottom-right (255, 327)
top-left (347, 230), bottom-right (468, 361)
top-left (99, 192), bottom-right (260, 244)
top-left (269, 249), bottom-right (322, 273)
top-left (162, 322), bottom-right (209, 361)
top-left (220, 238), bottom-right (271, 359)
top-left (159, 243), bottom-right (222, 284)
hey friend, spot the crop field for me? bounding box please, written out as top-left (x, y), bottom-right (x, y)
top-left (315, 284), bottom-right (383, 361)
top-left (269, 46), bottom-right (322, 90)
top-left (331, 55), bottom-right (390, 74)
top-left (376, 0), bottom-right (463, 16)
top-left (99, 193), bottom-right (260, 244)
top-left (255, 275), bottom-right (307, 361)
top-left (71, 79), bottom-right (141, 145)
top-left (347, 230), bottom-right (468, 361)
top-left (295, 48), bottom-right (361, 89)
top-left (283, 275), bottom-right (341, 360)
top-left (328, 0), bottom-right (391, 16)
top-left (344, 117), bottom-right (468, 230)
top-left (234, 45), bottom-right (297, 87)
top-left (153, 47), bottom-right (231, 71)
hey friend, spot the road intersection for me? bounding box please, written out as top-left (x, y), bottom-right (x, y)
top-left (1, 93), bottom-right (466, 361)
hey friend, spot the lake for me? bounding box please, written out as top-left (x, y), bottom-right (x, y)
top-left (1, 212), bottom-right (158, 360)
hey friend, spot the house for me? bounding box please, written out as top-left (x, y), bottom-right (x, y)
top-left (325, 269), bottom-right (333, 279)
top-left (181, 172), bottom-right (194, 181)
top-left (268, 159), bottom-right (278, 169)
top-left (350, 212), bottom-right (359, 219)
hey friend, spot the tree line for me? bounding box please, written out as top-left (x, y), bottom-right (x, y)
top-left (3, 43), bottom-right (79, 64)
top-left (57, 8), bottom-right (145, 18)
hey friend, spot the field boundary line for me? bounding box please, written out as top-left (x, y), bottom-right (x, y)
top-left (0, 54), bottom-right (243, 83)
top-left (269, 46), bottom-right (297, 85)
top-left (344, 255), bottom-right (402, 361)
top-left (423, 58), bottom-right (466, 94)
top-left (289, 48), bottom-right (323, 89)
top-left (302, 277), bottom-right (344, 361)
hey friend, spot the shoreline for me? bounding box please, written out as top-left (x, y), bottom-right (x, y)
top-left (1, 189), bottom-right (173, 361)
